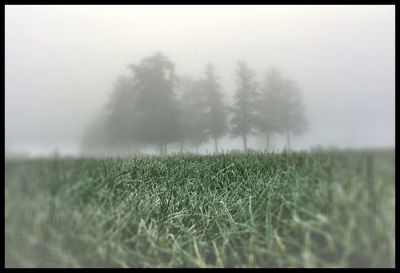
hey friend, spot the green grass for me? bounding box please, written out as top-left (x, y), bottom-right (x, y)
top-left (5, 149), bottom-right (395, 268)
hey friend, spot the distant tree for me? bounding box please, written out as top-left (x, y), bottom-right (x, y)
top-left (176, 76), bottom-right (208, 153)
top-left (230, 61), bottom-right (258, 152)
top-left (128, 52), bottom-right (182, 155)
top-left (81, 75), bottom-right (139, 157)
top-left (104, 76), bottom-right (138, 152)
top-left (80, 112), bottom-right (110, 156)
top-left (202, 64), bottom-right (228, 153)
top-left (255, 67), bottom-right (285, 151)
top-left (279, 78), bottom-right (308, 151)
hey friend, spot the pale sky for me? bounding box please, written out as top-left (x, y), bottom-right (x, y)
top-left (5, 5), bottom-right (395, 156)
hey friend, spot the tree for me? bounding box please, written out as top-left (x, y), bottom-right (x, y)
top-left (176, 76), bottom-right (208, 153)
top-left (279, 78), bottom-right (308, 151)
top-left (255, 67), bottom-right (285, 152)
top-left (104, 76), bottom-right (138, 152)
top-left (230, 61), bottom-right (258, 152)
top-left (80, 111), bottom-right (110, 157)
top-left (81, 75), bottom-right (140, 157)
top-left (202, 64), bottom-right (228, 153)
top-left (128, 52), bottom-right (182, 155)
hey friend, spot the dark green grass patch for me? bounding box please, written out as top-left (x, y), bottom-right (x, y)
top-left (5, 149), bottom-right (395, 267)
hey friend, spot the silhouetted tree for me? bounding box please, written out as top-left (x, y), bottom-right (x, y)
top-left (176, 76), bottom-right (208, 153)
top-left (82, 53), bottom-right (307, 156)
top-left (230, 61), bottom-right (258, 152)
top-left (255, 67), bottom-right (285, 151)
top-left (202, 64), bottom-right (228, 153)
top-left (105, 76), bottom-right (138, 152)
top-left (128, 52), bottom-right (182, 155)
top-left (81, 75), bottom-right (140, 157)
top-left (279, 78), bottom-right (308, 151)
top-left (80, 112), bottom-right (110, 156)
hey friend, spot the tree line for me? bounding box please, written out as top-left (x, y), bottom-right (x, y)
top-left (81, 52), bottom-right (307, 156)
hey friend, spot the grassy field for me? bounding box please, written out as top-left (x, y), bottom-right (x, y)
top-left (5, 149), bottom-right (395, 268)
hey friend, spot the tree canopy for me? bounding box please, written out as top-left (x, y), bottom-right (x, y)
top-left (202, 64), bottom-right (228, 153)
top-left (128, 52), bottom-right (182, 154)
top-left (230, 61), bottom-right (258, 151)
top-left (81, 53), bottom-right (308, 155)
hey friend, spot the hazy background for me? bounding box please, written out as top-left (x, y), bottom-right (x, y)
top-left (5, 5), bottom-right (395, 157)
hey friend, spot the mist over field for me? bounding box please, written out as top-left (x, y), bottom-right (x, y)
top-left (5, 5), bottom-right (396, 268)
top-left (5, 5), bottom-right (395, 157)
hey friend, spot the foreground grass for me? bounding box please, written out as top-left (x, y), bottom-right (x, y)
top-left (5, 149), bottom-right (395, 267)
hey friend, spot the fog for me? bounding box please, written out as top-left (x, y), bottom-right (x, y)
top-left (5, 5), bottom-right (395, 157)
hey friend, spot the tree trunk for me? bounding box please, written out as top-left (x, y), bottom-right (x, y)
top-left (286, 131), bottom-right (291, 152)
top-left (243, 135), bottom-right (248, 152)
top-left (214, 138), bottom-right (219, 154)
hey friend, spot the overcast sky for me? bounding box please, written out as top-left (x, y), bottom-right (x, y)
top-left (5, 5), bottom-right (395, 156)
